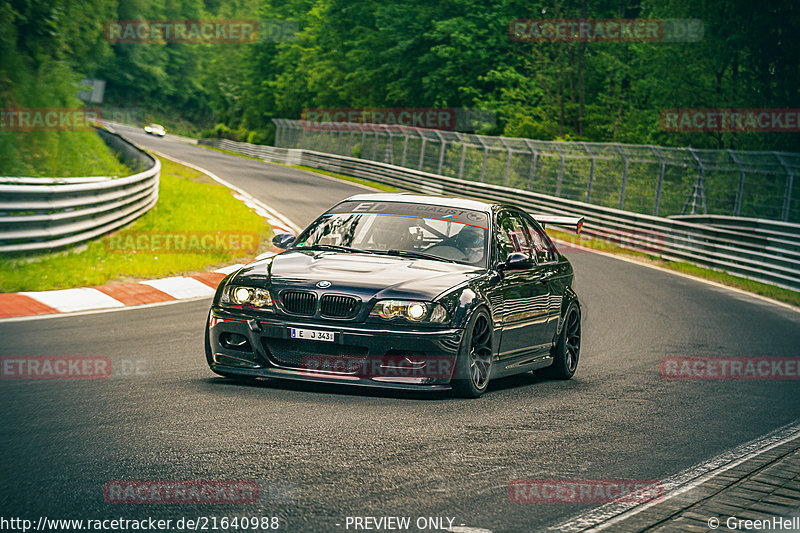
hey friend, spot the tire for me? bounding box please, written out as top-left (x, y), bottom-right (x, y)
top-left (451, 308), bottom-right (494, 398)
top-left (543, 302), bottom-right (581, 380)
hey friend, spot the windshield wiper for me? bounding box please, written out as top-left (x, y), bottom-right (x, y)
top-left (370, 249), bottom-right (457, 263)
top-left (300, 244), bottom-right (376, 254)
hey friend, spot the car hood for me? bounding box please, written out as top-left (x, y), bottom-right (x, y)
top-left (230, 250), bottom-right (484, 301)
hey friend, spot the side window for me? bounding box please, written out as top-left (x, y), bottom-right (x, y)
top-left (495, 211), bottom-right (533, 262)
top-left (525, 217), bottom-right (558, 263)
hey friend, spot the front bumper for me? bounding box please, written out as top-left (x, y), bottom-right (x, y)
top-left (208, 309), bottom-right (465, 391)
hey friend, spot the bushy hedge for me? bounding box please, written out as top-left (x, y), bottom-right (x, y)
top-left (200, 123), bottom-right (275, 146)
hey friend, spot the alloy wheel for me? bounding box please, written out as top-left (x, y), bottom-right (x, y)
top-left (469, 314), bottom-right (493, 389)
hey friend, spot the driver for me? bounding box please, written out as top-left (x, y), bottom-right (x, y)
top-left (366, 215), bottom-right (417, 251)
top-left (453, 224), bottom-right (485, 263)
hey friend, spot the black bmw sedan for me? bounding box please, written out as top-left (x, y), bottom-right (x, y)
top-left (205, 193), bottom-right (582, 397)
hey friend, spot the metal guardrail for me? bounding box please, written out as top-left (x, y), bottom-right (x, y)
top-left (199, 138), bottom-right (302, 164)
top-left (0, 128), bottom-right (160, 253)
top-left (199, 137), bottom-right (800, 291)
top-left (669, 215), bottom-right (800, 245)
top-left (273, 118), bottom-right (800, 223)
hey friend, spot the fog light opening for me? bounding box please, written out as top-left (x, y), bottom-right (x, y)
top-left (220, 332), bottom-right (252, 352)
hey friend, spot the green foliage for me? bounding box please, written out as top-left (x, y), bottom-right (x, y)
top-left (4, 0), bottom-right (800, 169)
top-left (200, 122), bottom-right (275, 145)
top-left (0, 128), bottom-right (130, 177)
top-left (0, 1), bottom-right (129, 176)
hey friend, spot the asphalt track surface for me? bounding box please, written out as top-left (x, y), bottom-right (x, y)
top-left (1, 125), bottom-right (799, 532)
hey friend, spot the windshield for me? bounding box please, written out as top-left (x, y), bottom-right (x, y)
top-left (293, 201), bottom-right (490, 267)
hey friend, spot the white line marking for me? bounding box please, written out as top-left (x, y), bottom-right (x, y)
top-left (232, 192), bottom-right (291, 232)
top-left (20, 288), bottom-right (125, 313)
top-left (551, 418), bottom-right (800, 532)
top-left (150, 149), bottom-right (302, 234)
top-left (553, 238), bottom-right (800, 315)
top-left (140, 277), bottom-right (215, 299)
top-left (0, 296), bottom-right (213, 324)
top-left (214, 263), bottom-right (246, 275)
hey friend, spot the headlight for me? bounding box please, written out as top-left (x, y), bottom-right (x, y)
top-left (221, 286), bottom-right (273, 309)
top-left (370, 300), bottom-right (447, 323)
top-left (233, 287), bottom-right (252, 304)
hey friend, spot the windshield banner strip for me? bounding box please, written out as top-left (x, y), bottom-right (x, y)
top-left (326, 201), bottom-right (489, 229)
top-left (323, 212), bottom-right (488, 230)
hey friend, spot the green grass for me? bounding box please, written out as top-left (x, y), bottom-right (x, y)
top-left (0, 62), bottom-right (131, 178)
top-left (548, 229), bottom-right (800, 308)
top-left (0, 157), bottom-right (273, 292)
top-left (0, 129), bottom-right (130, 177)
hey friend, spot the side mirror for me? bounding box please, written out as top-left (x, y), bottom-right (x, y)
top-left (271, 233), bottom-right (296, 249)
top-left (500, 252), bottom-right (534, 271)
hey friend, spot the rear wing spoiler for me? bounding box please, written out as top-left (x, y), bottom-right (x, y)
top-left (533, 215), bottom-right (584, 234)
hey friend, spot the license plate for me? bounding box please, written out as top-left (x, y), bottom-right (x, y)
top-left (290, 328), bottom-right (335, 342)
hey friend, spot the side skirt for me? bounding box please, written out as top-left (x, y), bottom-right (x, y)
top-left (493, 351), bottom-right (553, 378)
